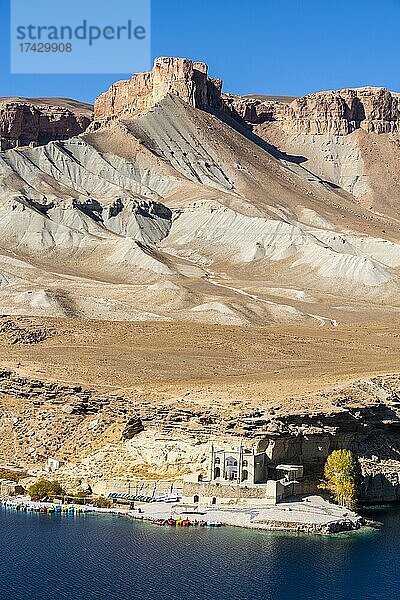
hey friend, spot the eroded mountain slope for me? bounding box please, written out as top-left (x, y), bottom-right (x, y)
top-left (226, 87), bottom-right (400, 218)
top-left (0, 61), bottom-right (398, 325)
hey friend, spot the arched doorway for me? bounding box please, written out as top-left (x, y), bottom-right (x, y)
top-left (211, 497), bottom-right (217, 505)
top-left (214, 466), bottom-right (221, 479)
top-left (193, 495), bottom-right (199, 503)
top-left (241, 469), bottom-right (248, 482)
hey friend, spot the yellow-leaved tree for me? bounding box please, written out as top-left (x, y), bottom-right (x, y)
top-left (321, 449), bottom-right (361, 509)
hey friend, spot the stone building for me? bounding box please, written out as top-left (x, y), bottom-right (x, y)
top-left (46, 457), bottom-right (64, 473)
top-left (0, 479), bottom-right (25, 496)
top-left (208, 444), bottom-right (303, 487)
top-left (181, 444), bottom-right (305, 506)
top-left (209, 444), bottom-right (270, 485)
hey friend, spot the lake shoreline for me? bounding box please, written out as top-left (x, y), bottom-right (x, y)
top-left (93, 494), bottom-right (365, 535)
top-left (1, 494), bottom-right (365, 535)
top-left (1, 501), bottom-right (397, 600)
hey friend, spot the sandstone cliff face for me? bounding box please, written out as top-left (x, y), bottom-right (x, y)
top-left (93, 58), bottom-right (400, 136)
top-left (94, 57), bottom-right (223, 120)
top-left (224, 86), bottom-right (400, 210)
top-left (225, 87), bottom-right (400, 135)
top-left (1, 351), bottom-right (400, 503)
top-left (0, 98), bottom-right (93, 150)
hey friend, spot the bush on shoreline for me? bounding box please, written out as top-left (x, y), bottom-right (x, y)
top-left (92, 496), bottom-right (112, 509)
top-left (320, 449), bottom-right (361, 509)
top-left (28, 479), bottom-right (65, 500)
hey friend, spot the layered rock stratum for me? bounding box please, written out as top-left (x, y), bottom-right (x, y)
top-left (0, 97), bottom-right (93, 150)
top-left (0, 317), bottom-right (400, 502)
top-left (0, 58), bottom-right (399, 499)
top-left (225, 87), bottom-right (400, 134)
top-left (94, 56), bottom-right (223, 121)
top-left (225, 87), bottom-right (400, 214)
top-left (0, 58), bottom-right (399, 325)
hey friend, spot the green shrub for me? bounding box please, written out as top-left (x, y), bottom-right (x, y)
top-left (75, 490), bottom-right (89, 498)
top-left (28, 479), bottom-right (65, 499)
top-left (92, 496), bottom-right (112, 508)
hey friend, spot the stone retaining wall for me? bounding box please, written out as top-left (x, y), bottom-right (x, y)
top-left (183, 481), bottom-right (267, 500)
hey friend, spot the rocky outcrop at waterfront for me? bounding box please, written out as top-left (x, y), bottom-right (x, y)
top-left (0, 366), bottom-right (400, 504)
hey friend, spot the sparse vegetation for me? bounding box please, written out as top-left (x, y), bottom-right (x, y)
top-left (320, 450), bottom-right (362, 509)
top-left (75, 490), bottom-right (90, 498)
top-left (92, 496), bottom-right (112, 508)
top-left (0, 468), bottom-right (28, 482)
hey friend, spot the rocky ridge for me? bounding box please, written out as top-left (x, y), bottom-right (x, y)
top-left (224, 87), bottom-right (400, 135)
top-left (94, 57), bottom-right (223, 122)
top-left (223, 86), bottom-right (400, 209)
top-left (93, 58), bottom-right (400, 137)
top-left (1, 88), bottom-right (399, 323)
top-left (0, 60), bottom-right (399, 503)
top-left (0, 97), bottom-right (93, 150)
top-left (0, 317), bottom-right (53, 345)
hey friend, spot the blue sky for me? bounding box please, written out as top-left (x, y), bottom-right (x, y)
top-left (1, 0), bottom-right (400, 104)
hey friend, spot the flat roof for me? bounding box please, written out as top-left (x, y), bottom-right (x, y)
top-left (276, 464), bottom-right (303, 470)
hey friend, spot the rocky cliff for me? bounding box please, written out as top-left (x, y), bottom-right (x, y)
top-left (224, 87), bottom-right (400, 135)
top-left (0, 97), bottom-right (93, 150)
top-left (0, 59), bottom-right (399, 503)
top-left (1, 350), bottom-right (400, 503)
top-left (224, 86), bottom-right (400, 211)
top-left (94, 57), bottom-right (223, 121)
top-left (97, 59), bottom-right (400, 136)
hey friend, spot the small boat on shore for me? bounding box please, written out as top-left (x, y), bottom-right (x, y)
top-left (1, 499), bottom-right (90, 515)
top-left (207, 521), bottom-right (222, 527)
top-left (151, 516), bottom-right (222, 528)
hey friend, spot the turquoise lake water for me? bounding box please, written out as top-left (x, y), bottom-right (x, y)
top-left (0, 505), bottom-right (399, 600)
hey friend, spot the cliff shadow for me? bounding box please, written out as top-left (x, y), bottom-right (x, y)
top-left (210, 105), bottom-right (308, 165)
